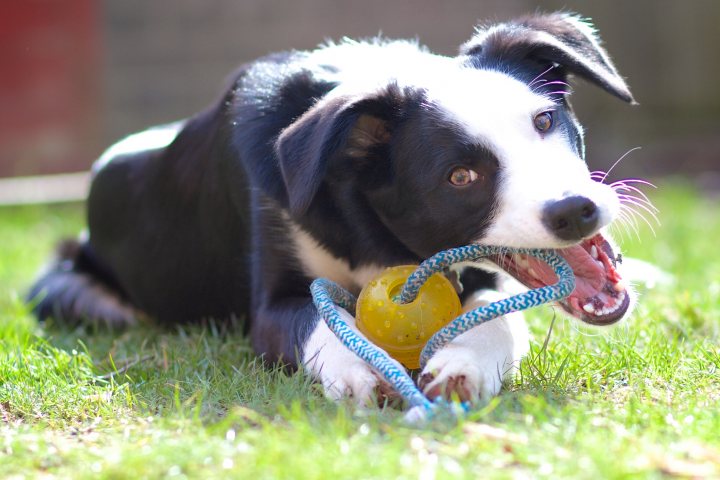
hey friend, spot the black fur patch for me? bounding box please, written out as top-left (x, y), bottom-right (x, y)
top-left (461, 12), bottom-right (635, 104)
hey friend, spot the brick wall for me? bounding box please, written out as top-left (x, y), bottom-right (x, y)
top-left (2, 0), bottom-right (719, 178)
top-left (0, 0), bottom-right (101, 176)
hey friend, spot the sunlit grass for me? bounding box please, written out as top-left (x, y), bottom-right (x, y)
top-left (1, 182), bottom-right (718, 478)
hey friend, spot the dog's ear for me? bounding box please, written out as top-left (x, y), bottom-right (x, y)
top-left (275, 87), bottom-right (401, 215)
top-left (460, 12), bottom-right (635, 104)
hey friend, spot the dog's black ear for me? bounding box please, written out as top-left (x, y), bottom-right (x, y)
top-left (275, 88), bottom-right (400, 215)
top-left (460, 12), bottom-right (635, 104)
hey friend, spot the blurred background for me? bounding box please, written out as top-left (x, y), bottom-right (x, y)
top-left (1, 0), bottom-right (719, 190)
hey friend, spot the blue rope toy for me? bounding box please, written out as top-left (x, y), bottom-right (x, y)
top-left (310, 245), bottom-right (575, 423)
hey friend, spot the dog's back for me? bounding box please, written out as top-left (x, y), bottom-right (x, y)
top-left (30, 92), bottom-right (255, 326)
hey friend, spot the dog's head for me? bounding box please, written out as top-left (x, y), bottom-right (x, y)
top-left (277, 13), bottom-right (636, 325)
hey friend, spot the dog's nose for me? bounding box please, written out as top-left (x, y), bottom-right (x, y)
top-left (542, 196), bottom-right (599, 241)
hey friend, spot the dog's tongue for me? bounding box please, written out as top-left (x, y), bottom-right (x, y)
top-left (492, 234), bottom-right (629, 325)
top-left (527, 244), bottom-right (605, 299)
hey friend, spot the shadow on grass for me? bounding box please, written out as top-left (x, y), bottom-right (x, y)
top-left (39, 317), bottom-right (325, 419)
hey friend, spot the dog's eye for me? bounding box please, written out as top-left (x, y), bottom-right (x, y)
top-left (533, 111), bottom-right (554, 133)
top-left (448, 167), bottom-right (479, 186)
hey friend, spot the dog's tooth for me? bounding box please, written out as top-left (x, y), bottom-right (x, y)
top-left (596, 260), bottom-right (605, 270)
top-left (514, 255), bottom-right (529, 269)
top-left (590, 245), bottom-right (599, 259)
top-left (528, 268), bottom-right (540, 280)
top-left (604, 292), bottom-right (626, 315)
top-left (613, 281), bottom-right (625, 292)
top-left (583, 303), bottom-right (595, 314)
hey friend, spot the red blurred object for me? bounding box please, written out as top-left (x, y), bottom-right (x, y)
top-left (0, 0), bottom-right (101, 177)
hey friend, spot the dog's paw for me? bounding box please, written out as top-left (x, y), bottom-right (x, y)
top-left (318, 359), bottom-right (401, 407)
top-left (418, 343), bottom-right (504, 402)
top-left (303, 308), bottom-right (404, 407)
top-left (418, 290), bottom-right (529, 403)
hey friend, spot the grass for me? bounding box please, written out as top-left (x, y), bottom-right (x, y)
top-left (1, 182), bottom-right (719, 478)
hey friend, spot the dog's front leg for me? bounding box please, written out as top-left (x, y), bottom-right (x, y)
top-left (418, 290), bottom-right (530, 402)
top-left (251, 299), bottom-right (402, 406)
top-left (304, 307), bottom-right (407, 406)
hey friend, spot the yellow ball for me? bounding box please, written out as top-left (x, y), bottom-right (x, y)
top-left (356, 266), bottom-right (462, 369)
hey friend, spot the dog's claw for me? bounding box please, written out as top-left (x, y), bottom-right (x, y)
top-left (373, 375), bottom-right (404, 408)
top-left (419, 372), bottom-right (473, 403)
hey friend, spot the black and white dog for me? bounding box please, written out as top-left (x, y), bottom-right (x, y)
top-left (30, 13), bottom-right (636, 404)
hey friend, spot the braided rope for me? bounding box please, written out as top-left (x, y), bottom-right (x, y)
top-left (310, 245), bottom-right (575, 422)
top-left (311, 279), bottom-right (432, 410)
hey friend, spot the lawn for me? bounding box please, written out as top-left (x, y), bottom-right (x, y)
top-left (1, 182), bottom-right (718, 479)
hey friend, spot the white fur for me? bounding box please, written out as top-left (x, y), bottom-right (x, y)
top-left (93, 121), bottom-right (184, 176)
top-left (305, 40), bottom-right (620, 249)
top-left (302, 306), bottom-right (404, 404)
top-left (423, 68), bottom-right (620, 249)
top-left (292, 222), bottom-right (395, 403)
top-left (480, 143), bottom-right (620, 248)
top-left (307, 39), bottom-right (449, 99)
top-left (291, 223), bottom-right (383, 293)
top-left (420, 290), bottom-right (529, 401)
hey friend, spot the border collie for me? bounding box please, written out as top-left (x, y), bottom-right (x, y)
top-left (29, 12), bottom-right (636, 404)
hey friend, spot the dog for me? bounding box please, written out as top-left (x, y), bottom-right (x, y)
top-left (29, 12), bottom-right (636, 405)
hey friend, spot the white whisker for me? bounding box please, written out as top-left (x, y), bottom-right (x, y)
top-left (620, 196), bottom-right (660, 225)
top-left (608, 217), bottom-right (628, 243)
top-left (610, 210), bottom-right (631, 240)
top-left (621, 203), bottom-right (657, 237)
top-left (616, 208), bottom-right (641, 241)
top-left (617, 193), bottom-right (659, 213)
top-left (528, 65), bottom-right (556, 87)
top-left (530, 79), bottom-right (549, 92)
top-left (613, 184), bottom-right (656, 208)
top-left (611, 177), bottom-right (657, 189)
top-left (590, 170), bottom-right (607, 181)
top-left (601, 147), bottom-right (642, 183)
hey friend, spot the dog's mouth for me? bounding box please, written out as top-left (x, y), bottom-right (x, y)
top-left (490, 233), bottom-right (629, 325)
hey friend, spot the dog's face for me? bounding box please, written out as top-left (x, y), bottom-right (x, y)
top-left (277, 14), bottom-right (636, 325)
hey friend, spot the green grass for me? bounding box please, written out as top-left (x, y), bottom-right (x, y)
top-left (1, 182), bottom-right (719, 479)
